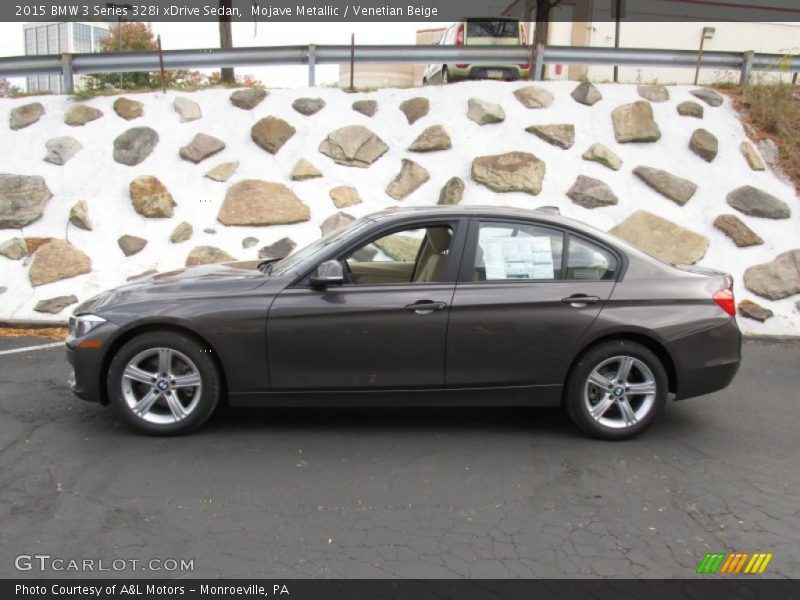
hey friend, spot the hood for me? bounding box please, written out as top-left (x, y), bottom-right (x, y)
top-left (74, 261), bottom-right (267, 315)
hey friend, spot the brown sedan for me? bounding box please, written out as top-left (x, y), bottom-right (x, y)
top-left (66, 206), bottom-right (741, 439)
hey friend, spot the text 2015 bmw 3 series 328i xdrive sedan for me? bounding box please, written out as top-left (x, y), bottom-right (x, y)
top-left (65, 206), bottom-right (741, 439)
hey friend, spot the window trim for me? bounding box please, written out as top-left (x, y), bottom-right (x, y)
top-left (458, 217), bottom-right (625, 284)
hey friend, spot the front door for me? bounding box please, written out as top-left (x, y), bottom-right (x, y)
top-left (267, 222), bottom-right (462, 390)
top-left (446, 219), bottom-right (619, 387)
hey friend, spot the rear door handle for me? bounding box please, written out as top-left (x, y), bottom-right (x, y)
top-left (405, 301), bottom-right (448, 314)
top-left (561, 295), bottom-right (601, 307)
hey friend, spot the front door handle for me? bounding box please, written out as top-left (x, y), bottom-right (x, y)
top-left (405, 301), bottom-right (448, 315)
top-left (561, 295), bottom-right (601, 308)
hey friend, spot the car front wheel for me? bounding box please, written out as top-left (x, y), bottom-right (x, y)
top-left (564, 340), bottom-right (668, 440)
top-left (107, 330), bottom-right (221, 435)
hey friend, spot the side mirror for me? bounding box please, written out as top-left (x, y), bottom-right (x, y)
top-left (310, 260), bottom-right (344, 288)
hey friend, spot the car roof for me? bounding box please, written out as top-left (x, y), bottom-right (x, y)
top-left (366, 205), bottom-right (571, 227)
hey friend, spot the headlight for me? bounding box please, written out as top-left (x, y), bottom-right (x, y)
top-left (68, 314), bottom-right (107, 340)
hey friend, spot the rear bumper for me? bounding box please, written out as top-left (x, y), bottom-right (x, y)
top-left (667, 319), bottom-right (742, 400)
top-left (452, 65), bottom-right (530, 81)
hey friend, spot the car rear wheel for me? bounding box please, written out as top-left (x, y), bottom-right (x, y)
top-left (564, 340), bottom-right (668, 440)
top-left (107, 331), bottom-right (221, 435)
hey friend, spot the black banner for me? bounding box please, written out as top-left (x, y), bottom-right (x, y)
top-left (4, 579), bottom-right (800, 600)
top-left (5, 0), bottom-right (800, 23)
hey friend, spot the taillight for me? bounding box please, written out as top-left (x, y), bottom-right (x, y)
top-left (713, 288), bottom-right (736, 316)
top-left (455, 23), bottom-right (464, 45)
top-left (520, 63), bottom-right (530, 69)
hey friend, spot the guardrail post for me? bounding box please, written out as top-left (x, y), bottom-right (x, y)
top-left (533, 43), bottom-right (544, 82)
top-left (740, 50), bottom-right (754, 86)
top-left (61, 53), bottom-right (74, 94)
top-left (308, 44), bottom-right (316, 87)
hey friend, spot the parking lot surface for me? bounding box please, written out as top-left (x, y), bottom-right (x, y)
top-left (1, 336), bottom-right (798, 578)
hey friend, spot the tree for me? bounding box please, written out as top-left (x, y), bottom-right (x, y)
top-left (89, 22), bottom-right (159, 89)
top-left (0, 78), bottom-right (18, 98)
top-left (219, 0), bottom-right (235, 84)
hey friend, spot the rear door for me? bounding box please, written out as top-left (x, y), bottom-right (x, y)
top-left (446, 218), bottom-right (619, 387)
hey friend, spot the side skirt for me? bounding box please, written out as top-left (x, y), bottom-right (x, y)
top-left (228, 384), bottom-right (563, 408)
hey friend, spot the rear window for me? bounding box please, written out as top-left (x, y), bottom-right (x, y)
top-left (467, 20), bottom-right (519, 39)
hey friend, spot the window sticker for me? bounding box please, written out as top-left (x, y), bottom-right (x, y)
top-left (481, 236), bottom-right (555, 280)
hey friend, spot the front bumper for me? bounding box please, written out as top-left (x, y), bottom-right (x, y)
top-left (65, 321), bottom-right (120, 404)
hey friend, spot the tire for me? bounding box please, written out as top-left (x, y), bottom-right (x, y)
top-left (564, 340), bottom-right (668, 440)
top-left (107, 330), bottom-right (222, 435)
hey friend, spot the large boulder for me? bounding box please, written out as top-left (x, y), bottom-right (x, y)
top-left (408, 125), bottom-right (452, 152)
top-left (320, 212), bottom-right (355, 236)
top-left (44, 136), bottom-right (83, 165)
top-left (467, 98), bottom-right (505, 125)
top-left (118, 235), bottom-right (148, 257)
top-left (513, 86), bottom-right (554, 109)
top-left (34, 295), bottom-right (79, 314)
top-left (689, 128), bottom-right (718, 162)
top-left (740, 142), bottom-right (766, 171)
top-left (10, 102), bottom-right (44, 130)
top-left (677, 101), bottom-right (703, 119)
top-left (471, 152), bottom-right (545, 195)
top-left (525, 124), bottom-right (575, 149)
top-left (726, 186), bottom-right (790, 219)
top-left (570, 82), bottom-right (602, 106)
top-left (438, 177), bottom-right (465, 205)
top-left (399, 97), bottom-right (429, 124)
top-left (743, 250), bottom-right (800, 300)
top-left (386, 159), bottom-right (430, 200)
top-left (0, 174), bottom-right (52, 228)
top-left (0, 237), bottom-right (27, 260)
top-left (179, 133), bottom-right (225, 163)
top-left (637, 85), bottom-right (669, 102)
top-left (329, 186), bottom-right (362, 208)
top-left (64, 104), bottom-right (103, 126)
top-left (173, 96), bottom-right (202, 122)
top-left (610, 210), bottom-right (709, 265)
top-left (611, 101), bottom-right (661, 143)
top-left (713, 214), bottom-right (763, 247)
top-left (28, 240), bottom-right (91, 286)
top-left (318, 125), bottom-right (389, 168)
top-left (68, 200), bottom-right (92, 231)
top-left (113, 127), bottom-right (159, 166)
top-left (633, 166), bottom-right (697, 206)
top-left (129, 176), bottom-right (175, 218)
top-left (291, 158), bottom-right (323, 181)
top-left (186, 246), bottom-right (235, 267)
top-left (170, 221), bottom-right (193, 243)
top-left (691, 88), bottom-right (724, 107)
top-left (205, 161), bottom-right (239, 182)
top-left (292, 97), bottom-right (325, 116)
top-left (352, 99), bottom-right (378, 117)
top-left (258, 237), bottom-right (297, 260)
top-left (113, 97), bottom-right (144, 120)
top-left (582, 143), bottom-right (622, 170)
top-left (251, 116), bottom-right (296, 154)
top-left (230, 88), bottom-right (268, 110)
top-left (567, 175), bottom-right (618, 208)
top-left (218, 180), bottom-right (310, 226)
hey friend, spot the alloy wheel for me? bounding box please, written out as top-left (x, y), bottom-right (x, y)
top-left (583, 355), bottom-right (657, 430)
top-left (120, 347), bottom-right (203, 425)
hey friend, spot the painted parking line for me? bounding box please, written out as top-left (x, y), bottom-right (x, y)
top-left (0, 342), bottom-right (64, 356)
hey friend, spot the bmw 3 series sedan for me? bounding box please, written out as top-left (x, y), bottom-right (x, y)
top-left (66, 206), bottom-right (741, 439)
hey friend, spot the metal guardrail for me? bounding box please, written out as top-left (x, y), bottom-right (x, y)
top-left (1, 44), bottom-right (798, 92)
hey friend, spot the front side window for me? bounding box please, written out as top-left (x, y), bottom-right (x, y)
top-left (344, 225), bottom-right (454, 285)
top-left (473, 222), bottom-right (563, 282)
top-left (566, 236), bottom-right (618, 281)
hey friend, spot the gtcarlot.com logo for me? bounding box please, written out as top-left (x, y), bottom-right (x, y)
top-left (697, 552), bottom-right (773, 574)
top-left (14, 554), bottom-right (194, 573)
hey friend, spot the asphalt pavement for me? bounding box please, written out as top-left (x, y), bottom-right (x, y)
top-left (0, 336), bottom-right (798, 579)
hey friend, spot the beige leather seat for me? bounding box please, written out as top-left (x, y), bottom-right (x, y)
top-left (413, 228), bottom-right (452, 283)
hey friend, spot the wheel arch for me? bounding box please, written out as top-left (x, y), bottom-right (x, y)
top-left (564, 331), bottom-right (677, 397)
top-left (99, 320), bottom-right (228, 406)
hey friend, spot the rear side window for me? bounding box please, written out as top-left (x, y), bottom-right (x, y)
top-left (566, 236), bottom-right (618, 281)
top-left (473, 222), bottom-right (564, 281)
top-left (467, 20), bottom-right (520, 39)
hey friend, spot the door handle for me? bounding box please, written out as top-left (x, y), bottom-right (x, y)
top-left (561, 295), bottom-right (601, 307)
top-left (405, 301), bottom-right (448, 314)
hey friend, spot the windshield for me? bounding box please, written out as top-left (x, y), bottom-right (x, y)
top-left (467, 20), bottom-right (519, 38)
top-left (270, 218), bottom-right (373, 277)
